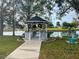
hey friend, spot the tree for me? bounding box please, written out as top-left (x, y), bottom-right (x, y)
top-left (63, 22), bottom-right (76, 28)
top-left (56, 0), bottom-right (79, 29)
top-left (56, 22), bottom-right (61, 27)
top-left (0, 0), bottom-right (19, 36)
top-left (55, 0), bottom-right (79, 16)
top-left (70, 22), bottom-right (76, 28)
top-left (18, 0), bottom-right (54, 22)
top-left (0, 0), bottom-right (4, 35)
top-left (12, 0), bottom-right (16, 36)
top-left (63, 22), bottom-right (70, 28)
top-left (67, 0), bottom-right (79, 13)
top-left (0, 0), bottom-right (10, 35)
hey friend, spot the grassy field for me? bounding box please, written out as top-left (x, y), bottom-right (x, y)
top-left (39, 39), bottom-right (79, 59)
top-left (0, 36), bottom-right (23, 59)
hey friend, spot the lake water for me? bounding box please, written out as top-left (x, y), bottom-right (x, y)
top-left (3, 31), bottom-right (25, 36)
top-left (3, 31), bottom-right (79, 37)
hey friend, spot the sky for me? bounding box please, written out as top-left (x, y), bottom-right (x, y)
top-left (51, 4), bottom-right (77, 26)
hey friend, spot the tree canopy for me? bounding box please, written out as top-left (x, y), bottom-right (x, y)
top-left (63, 22), bottom-right (76, 28)
top-left (18, 0), bottom-right (55, 22)
top-left (55, 0), bottom-right (79, 16)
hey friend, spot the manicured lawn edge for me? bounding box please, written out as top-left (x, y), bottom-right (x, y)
top-left (0, 36), bottom-right (24, 59)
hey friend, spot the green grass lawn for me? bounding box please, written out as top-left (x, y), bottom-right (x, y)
top-left (39, 39), bottom-right (79, 59)
top-left (0, 36), bottom-right (23, 59)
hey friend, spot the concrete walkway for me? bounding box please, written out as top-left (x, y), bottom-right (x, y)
top-left (5, 40), bottom-right (42, 59)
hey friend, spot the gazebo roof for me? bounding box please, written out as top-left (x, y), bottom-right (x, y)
top-left (26, 16), bottom-right (48, 23)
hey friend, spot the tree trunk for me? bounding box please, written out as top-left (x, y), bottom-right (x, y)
top-left (27, 15), bottom-right (31, 20)
top-left (0, 1), bottom-right (4, 36)
top-left (13, 0), bottom-right (15, 36)
top-left (0, 19), bottom-right (3, 36)
top-left (13, 14), bottom-right (15, 36)
top-left (0, 10), bottom-right (3, 36)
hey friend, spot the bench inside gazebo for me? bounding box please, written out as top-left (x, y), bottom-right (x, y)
top-left (25, 16), bottom-right (49, 40)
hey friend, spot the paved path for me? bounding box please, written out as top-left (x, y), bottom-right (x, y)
top-left (5, 40), bottom-right (42, 59)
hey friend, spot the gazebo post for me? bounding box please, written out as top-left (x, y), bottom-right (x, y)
top-left (46, 24), bottom-right (47, 40)
top-left (28, 24), bottom-right (31, 40)
top-left (39, 30), bottom-right (41, 40)
top-left (27, 24), bottom-right (28, 31)
top-left (29, 30), bottom-right (31, 40)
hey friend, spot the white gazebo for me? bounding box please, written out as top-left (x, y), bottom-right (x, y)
top-left (25, 16), bottom-right (49, 40)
